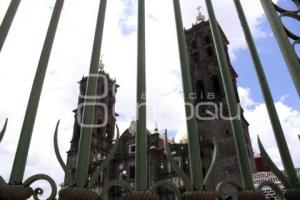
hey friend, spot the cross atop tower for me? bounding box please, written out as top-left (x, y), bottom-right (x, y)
top-left (196, 6), bottom-right (205, 24)
top-left (98, 55), bottom-right (105, 71)
top-left (197, 6), bottom-right (202, 14)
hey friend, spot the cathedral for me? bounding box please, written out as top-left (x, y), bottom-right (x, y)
top-left (65, 15), bottom-right (256, 200)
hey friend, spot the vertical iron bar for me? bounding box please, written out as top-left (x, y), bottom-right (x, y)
top-left (0, 0), bottom-right (21, 53)
top-left (233, 0), bottom-right (299, 189)
top-left (74, 0), bottom-right (107, 187)
top-left (260, 0), bottom-right (300, 97)
top-left (204, 0), bottom-right (254, 190)
top-left (173, 0), bottom-right (203, 190)
top-left (293, 0), bottom-right (300, 9)
top-left (9, 0), bottom-right (64, 184)
top-left (135, 0), bottom-right (147, 191)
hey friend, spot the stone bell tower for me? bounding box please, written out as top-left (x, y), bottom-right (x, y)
top-left (185, 9), bottom-right (256, 190)
top-left (66, 60), bottom-right (119, 182)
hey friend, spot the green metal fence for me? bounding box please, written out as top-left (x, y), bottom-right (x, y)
top-left (0, 0), bottom-right (299, 199)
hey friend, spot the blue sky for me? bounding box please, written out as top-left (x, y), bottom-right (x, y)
top-left (233, 7), bottom-right (300, 110)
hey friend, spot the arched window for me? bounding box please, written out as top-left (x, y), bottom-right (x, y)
top-left (191, 40), bottom-right (197, 49)
top-left (204, 35), bottom-right (211, 43)
top-left (206, 46), bottom-right (213, 57)
top-left (196, 79), bottom-right (205, 102)
top-left (192, 52), bottom-right (199, 62)
top-left (211, 75), bottom-right (221, 95)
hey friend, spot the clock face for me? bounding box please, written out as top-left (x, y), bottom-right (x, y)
top-left (129, 120), bottom-right (136, 134)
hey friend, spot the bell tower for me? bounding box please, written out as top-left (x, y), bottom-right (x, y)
top-left (185, 9), bottom-right (255, 189)
top-left (66, 60), bottom-right (119, 183)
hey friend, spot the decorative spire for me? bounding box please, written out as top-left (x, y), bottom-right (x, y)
top-left (154, 122), bottom-right (158, 133)
top-left (128, 120), bottom-right (136, 135)
top-left (98, 55), bottom-right (105, 71)
top-left (196, 6), bottom-right (205, 24)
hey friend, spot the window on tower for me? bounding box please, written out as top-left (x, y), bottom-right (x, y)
top-left (129, 165), bottom-right (135, 179)
top-left (204, 35), bottom-right (211, 44)
top-left (192, 52), bottom-right (199, 62)
top-left (129, 144), bottom-right (136, 154)
top-left (206, 46), bottom-right (213, 57)
top-left (211, 75), bottom-right (221, 95)
top-left (196, 79), bottom-right (205, 102)
top-left (191, 40), bottom-right (197, 49)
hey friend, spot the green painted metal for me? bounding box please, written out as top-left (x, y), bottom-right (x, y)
top-left (233, 0), bottom-right (300, 189)
top-left (23, 174), bottom-right (57, 200)
top-left (257, 181), bottom-right (284, 200)
top-left (164, 131), bottom-right (193, 191)
top-left (257, 137), bottom-right (291, 188)
top-left (202, 139), bottom-right (218, 187)
top-left (0, 0), bottom-right (21, 53)
top-left (0, 118), bottom-right (8, 142)
top-left (9, 0), bottom-right (64, 185)
top-left (75, 0), bottom-right (107, 187)
top-left (101, 180), bottom-right (134, 200)
top-left (216, 180), bottom-right (242, 199)
top-left (204, 0), bottom-right (254, 190)
top-left (150, 180), bottom-right (182, 200)
top-left (260, 0), bottom-right (300, 97)
top-left (136, 0), bottom-right (147, 191)
top-left (54, 120), bottom-right (73, 185)
top-left (172, 0), bottom-right (203, 191)
top-left (88, 125), bottom-right (120, 188)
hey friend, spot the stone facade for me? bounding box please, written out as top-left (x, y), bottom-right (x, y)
top-left (65, 20), bottom-right (256, 199)
top-left (66, 71), bottom-right (119, 185)
top-left (185, 21), bottom-right (256, 190)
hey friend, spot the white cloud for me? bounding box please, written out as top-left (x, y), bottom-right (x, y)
top-left (0, 0), bottom-right (287, 197)
top-left (238, 87), bottom-right (258, 108)
top-left (239, 87), bottom-right (300, 169)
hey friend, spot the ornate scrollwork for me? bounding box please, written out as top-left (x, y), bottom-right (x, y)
top-left (150, 180), bottom-right (182, 200)
top-left (271, 0), bottom-right (300, 59)
top-left (257, 137), bottom-right (292, 189)
top-left (100, 179), bottom-right (134, 200)
top-left (215, 181), bottom-right (265, 200)
top-left (272, 2), bottom-right (299, 14)
top-left (23, 174), bottom-right (57, 200)
top-left (257, 181), bottom-right (284, 200)
top-left (280, 12), bottom-right (300, 41)
top-left (216, 183), bottom-right (265, 200)
top-left (216, 180), bottom-right (242, 200)
top-left (0, 118), bottom-right (8, 142)
top-left (0, 174), bottom-right (57, 200)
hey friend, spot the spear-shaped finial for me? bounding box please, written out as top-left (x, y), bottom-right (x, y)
top-left (154, 122), bottom-right (158, 133)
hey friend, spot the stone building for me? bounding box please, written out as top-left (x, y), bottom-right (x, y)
top-left (65, 16), bottom-right (256, 199)
top-left (66, 69), bottom-right (119, 184)
top-left (185, 20), bottom-right (256, 189)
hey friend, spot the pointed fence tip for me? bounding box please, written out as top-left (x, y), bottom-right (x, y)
top-left (0, 118), bottom-right (8, 142)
